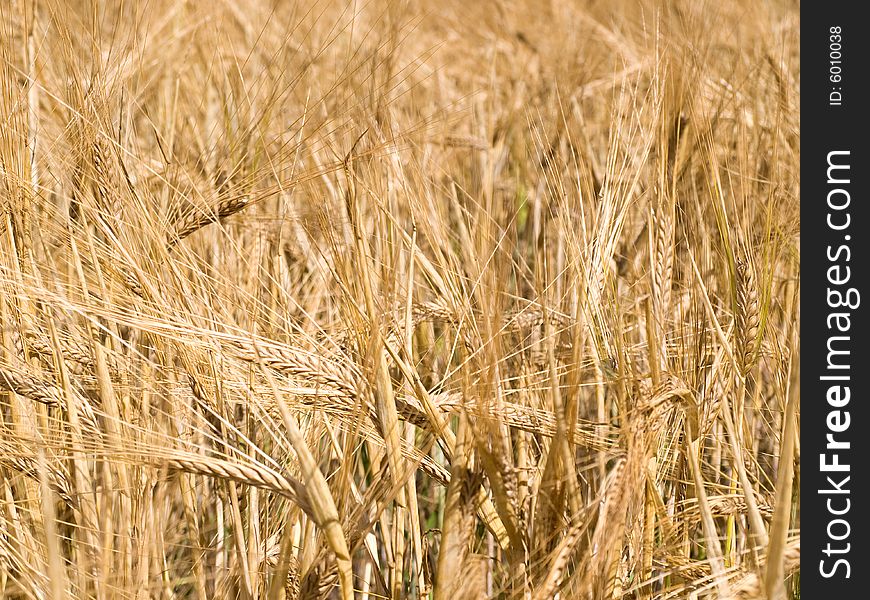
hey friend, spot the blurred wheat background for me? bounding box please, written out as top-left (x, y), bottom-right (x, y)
top-left (0, 0), bottom-right (799, 598)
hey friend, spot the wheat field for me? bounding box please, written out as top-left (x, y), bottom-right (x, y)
top-left (0, 1), bottom-right (799, 598)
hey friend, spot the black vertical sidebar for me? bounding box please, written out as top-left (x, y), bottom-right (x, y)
top-left (802, 4), bottom-right (869, 598)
